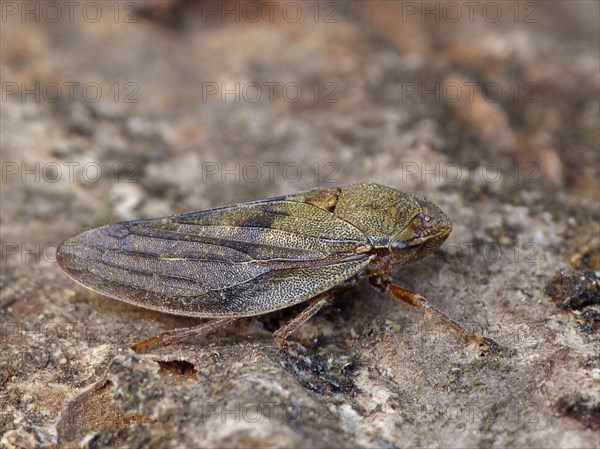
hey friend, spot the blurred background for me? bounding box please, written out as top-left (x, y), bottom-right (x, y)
top-left (2, 1), bottom-right (598, 228)
top-left (1, 1), bottom-right (599, 448)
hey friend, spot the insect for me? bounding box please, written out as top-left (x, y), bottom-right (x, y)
top-left (57, 182), bottom-right (498, 352)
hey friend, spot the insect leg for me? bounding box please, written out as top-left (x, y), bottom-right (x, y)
top-left (273, 292), bottom-right (335, 345)
top-left (131, 318), bottom-right (237, 352)
top-left (370, 276), bottom-right (498, 351)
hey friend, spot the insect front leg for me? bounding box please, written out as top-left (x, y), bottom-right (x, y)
top-left (369, 276), bottom-right (499, 351)
top-left (273, 292), bottom-right (336, 346)
top-left (131, 318), bottom-right (238, 352)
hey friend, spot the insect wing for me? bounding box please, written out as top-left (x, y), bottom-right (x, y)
top-left (57, 194), bottom-right (372, 317)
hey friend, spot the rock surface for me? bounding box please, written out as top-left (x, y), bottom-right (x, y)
top-left (1, 2), bottom-right (599, 448)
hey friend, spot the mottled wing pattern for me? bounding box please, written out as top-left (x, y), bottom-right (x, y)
top-left (57, 193), bottom-right (372, 317)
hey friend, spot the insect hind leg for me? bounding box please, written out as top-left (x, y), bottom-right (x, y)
top-left (131, 317), bottom-right (237, 352)
top-left (274, 292), bottom-right (335, 345)
top-left (131, 291), bottom-right (336, 352)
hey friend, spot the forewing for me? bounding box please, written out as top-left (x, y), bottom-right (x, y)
top-left (57, 195), bottom-right (371, 317)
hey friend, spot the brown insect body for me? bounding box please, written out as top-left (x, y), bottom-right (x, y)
top-left (57, 182), bottom-right (496, 351)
